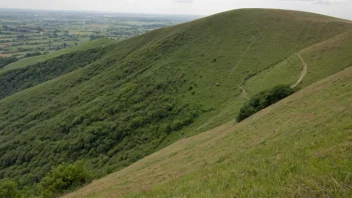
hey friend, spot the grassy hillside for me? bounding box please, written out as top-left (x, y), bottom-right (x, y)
top-left (0, 38), bottom-right (114, 74)
top-left (244, 30), bottom-right (352, 95)
top-left (64, 66), bottom-right (352, 198)
top-left (0, 9), bottom-right (352, 196)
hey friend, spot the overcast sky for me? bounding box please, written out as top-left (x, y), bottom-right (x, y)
top-left (0, 0), bottom-right (351, 20)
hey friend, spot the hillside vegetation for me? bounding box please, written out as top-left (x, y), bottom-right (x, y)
top-left (64, 66), bottom-right (352, 198)
top-left (0, 48), bottom-right (107, 100)
top-left (0, 38), bottom-right (114, 74)
top-left (0, 9), bottom-right (352, 196)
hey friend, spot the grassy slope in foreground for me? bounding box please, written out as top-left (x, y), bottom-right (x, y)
top-left (65, 66), bottom-right (352, 198)
top-left (0, 38), bottom-right (113, 74)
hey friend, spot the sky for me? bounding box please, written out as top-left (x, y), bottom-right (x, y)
top-left (0, 0), bottom-right (351, 20)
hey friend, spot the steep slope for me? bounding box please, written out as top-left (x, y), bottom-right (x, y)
top-left (0, 9), bottom-right (352, 193)
top-left (64, 66), bottom-right (352, 198)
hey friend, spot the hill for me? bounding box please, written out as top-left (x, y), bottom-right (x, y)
top-left (0, 38), bottom-right (114, 74)
top-left (64, 65), bottom-right (352, 198)
top-left (0, 9), bottom-right (351, 196)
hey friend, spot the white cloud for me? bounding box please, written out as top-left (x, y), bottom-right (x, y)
top-left (315, 0), bottom-right (346, 4)
top-left (281, 0), bottom-right (347, 4)
top-left (173, 0), bottom-right (194, 3)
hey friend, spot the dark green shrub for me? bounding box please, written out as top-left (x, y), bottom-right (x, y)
top-left (24, 52), bottom-right (41, 58)
top-left (39, 161), bottom-right (91, 198)
top-left (171, 119), bottom-right (183, 131)
top-left (237, 85), bottom-right (294, 122)
top-left (0, 180), bottom-right (20, 198)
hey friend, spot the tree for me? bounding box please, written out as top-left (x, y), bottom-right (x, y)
top-left (237, 85), bottom-right (294, 122)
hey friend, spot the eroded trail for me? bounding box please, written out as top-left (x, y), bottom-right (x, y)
top-left (291, 53), bottom-right (308, 88)
top-left (198, 34), bottom-right (263, 135)
top-left (225, 34), bottom-right (262, 80)
top-left (239, 86), bottom-right (249, 100)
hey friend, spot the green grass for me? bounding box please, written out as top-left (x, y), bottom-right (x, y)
top-left (0, 9), bottom-right (352, 196)
top-left (64, 66), bottom-right (352, 198)
top-left (244, 55), bottom-right (302, 96)
top-left (244, 30), bottom-right (352, 95)
top-left (298, 30), bottom-right (352, 87)
top-left (0, 38), bottom-right (114, 74)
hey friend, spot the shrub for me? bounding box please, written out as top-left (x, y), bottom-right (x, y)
top-left (39, 161), bottom-right (91, 198)
top-left (171, 119), bottom-right (183, 131)
top-left (237, 85), bottom-right (294, 122)
top-left (24, 52), bottom-right (41, 58)
top-left (0, 180), bottom-right (20, 198)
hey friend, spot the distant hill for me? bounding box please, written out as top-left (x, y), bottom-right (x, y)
top-left (0, 9), bottom-right (351, 196)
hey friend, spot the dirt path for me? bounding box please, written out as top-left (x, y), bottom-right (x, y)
top-left (224, 34), bottom-right (262, 80)
top-left (197, 34), bottom-right (263, 136)
top-left (291, 53), bottom-right (307, 88)
top-left (239, 86), bottom-right (249, 100)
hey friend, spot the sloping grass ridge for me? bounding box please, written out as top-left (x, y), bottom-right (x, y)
top-left (65, 66), bottom-right (352, 198)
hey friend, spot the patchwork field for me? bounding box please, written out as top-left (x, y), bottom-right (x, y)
top-left (0, 9), bottom-right (196, 70)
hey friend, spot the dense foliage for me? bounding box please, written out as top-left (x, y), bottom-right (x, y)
top-left (0, 180), bottom-right (20, 198)
top-left (0, 57), bottom-right (18, 69)
top-left (39, 161), bottom-right (91, 197)
top-left (0, 161), bottom-right (91, 198)
top-left (0, 48), bottom-right (105, 99)
top-left (0, 42), bottom-right (203, 194)
top-left (237, 85), bottom-right (295, 122)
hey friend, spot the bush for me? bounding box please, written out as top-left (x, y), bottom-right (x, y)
top-left (0, 180), bottom-right (20, 198)
top-left (24, 52), bottom-right (41, 58)
top-left (39, 161), bottom-right (91, 198)
top-left (237, 85), bottom-right (295, 122)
